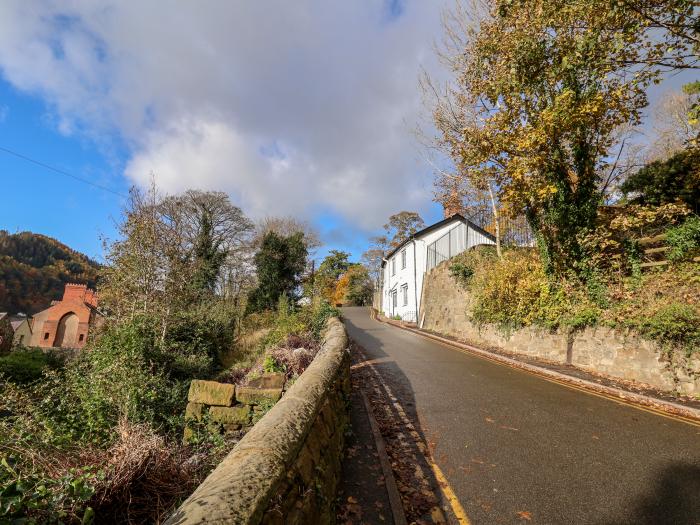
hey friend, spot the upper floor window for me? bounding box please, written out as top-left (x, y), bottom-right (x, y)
top-left (401, 249), bottom-right (406, 269)
top-left (391, 258), bottom-right (396, 276)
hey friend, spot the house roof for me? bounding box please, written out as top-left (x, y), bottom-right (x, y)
top-left (381, 214), bottom-right (496, 265)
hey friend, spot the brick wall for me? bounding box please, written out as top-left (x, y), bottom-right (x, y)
top-left (421, 261), bottom-right (700, 395)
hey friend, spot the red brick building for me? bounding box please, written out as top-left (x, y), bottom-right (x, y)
top-left (30, 283), bottom-right (100, 349)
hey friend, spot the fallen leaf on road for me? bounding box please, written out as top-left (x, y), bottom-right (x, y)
top-left (347, 496), bottom-right (358, 504)
top-left (499, 425), bottom-right (519, 431)
top-left (517, 510), bottom-right (533, 521)
top-left (485, 417), bottom-right (495, 423)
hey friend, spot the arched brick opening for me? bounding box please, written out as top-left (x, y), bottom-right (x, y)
top-left (54, 312), bottom-right (79, 348)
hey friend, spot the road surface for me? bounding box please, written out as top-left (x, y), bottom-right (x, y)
top-left (342, 307), bottom-right (700, 525)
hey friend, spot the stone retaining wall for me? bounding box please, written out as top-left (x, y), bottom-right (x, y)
top-left (184, 374), bottom-right (286, 442)
top-left (166, 317), bottom-right (350, 525)
top-left (421, 261), bottom-right (700, 394)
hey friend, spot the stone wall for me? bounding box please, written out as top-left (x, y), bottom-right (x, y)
top-left (421, 261), bottom-right (700, 395)
top-left (184, 373), bottom-right (285, 442)
top-left (166, 317), bottom-right (350, 525)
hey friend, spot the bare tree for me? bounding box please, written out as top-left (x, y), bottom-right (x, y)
top-left (647, 88), bottom-right (699, 161)
top-left (255, 216), bottom-right (322, 254)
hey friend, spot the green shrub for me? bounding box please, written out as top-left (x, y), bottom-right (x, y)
top-left (66, 318), bottom-right (194, 440)
top-left (0, 456), bottom-right (98, 524)
top-left (0, 348), bottom-right (63, 384)
top-left (262, 355), bottom-right (285, 373)
top-left (639, 303), bottom-right (700, 352)
top-left (449, 247), bottom-right (497, 287)
top-left (666, 216), bottom-right (700, 262)
top-left (309, 300), bottom-right (340, 340)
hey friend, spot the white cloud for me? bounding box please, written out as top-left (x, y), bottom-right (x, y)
top-left (0, 0), bottom-right (447, 228)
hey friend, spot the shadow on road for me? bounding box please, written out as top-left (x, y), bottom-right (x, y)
top-left (341, 309), bottom-right (454, 524)
top-left (601, 461), bottom-right (700, 525)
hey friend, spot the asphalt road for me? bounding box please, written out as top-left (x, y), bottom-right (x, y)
top-left (341, 307), bottom-right (700, 525)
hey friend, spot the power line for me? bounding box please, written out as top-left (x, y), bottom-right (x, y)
top-left (0, 144), bottom-right (128, 198)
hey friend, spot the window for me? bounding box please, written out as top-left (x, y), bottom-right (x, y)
top-left (401, 249), bottom-right (406, 269)
top-left (79, 334), bottom-right (84, 342)
top-left (392, 290), bottom-right (397, 308)
top-left (401, 284), bottom-right (408, 306)
top-left (391, 258), bottom-right (396, 276)
top-left (44, 332), bottom-right (49, 340)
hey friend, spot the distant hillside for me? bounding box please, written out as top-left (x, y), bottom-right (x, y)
top-left (0, 231), bottom-right (101, 314)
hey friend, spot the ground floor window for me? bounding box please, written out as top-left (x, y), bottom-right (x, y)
top-left (392, 290), bottom-right (397, 309)
top-left (401, 284), bottom-right (408, 306)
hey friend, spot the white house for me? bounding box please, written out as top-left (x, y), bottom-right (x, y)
top-left (379, 214), bottom-right (495, 323)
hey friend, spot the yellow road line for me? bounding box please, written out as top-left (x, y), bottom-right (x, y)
top-left (356, 340), bottom-right (473, 524)
top-left (373, 313), bottom-right (700, 429)
top-left (428, 457), bottom-right (472, 525)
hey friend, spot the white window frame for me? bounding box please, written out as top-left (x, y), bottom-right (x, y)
top-left (392, 290), bottom-right (398, 308)
top-left (401, 284), bottom-right (408, 306)
top-left (391, 258), bottom-right (396, 276)
top-left (401, 249), bottom-right (406, 269)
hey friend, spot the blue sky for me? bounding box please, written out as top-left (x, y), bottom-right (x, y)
top-left (0, 1), bottom-right (447, 264)
top-left (0, 1), bottom-right (692, 265)
top-left (0, 81), bottom-right (128, 261)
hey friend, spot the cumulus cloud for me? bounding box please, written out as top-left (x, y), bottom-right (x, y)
top-left (0, 0), bottom-right (447, 228)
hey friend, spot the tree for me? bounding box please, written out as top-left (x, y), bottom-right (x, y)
top-left (361, 247), bottom-right (385, 286)
top-left (430, 0), bottom-right (675, 274)
top-left (159, 190), bottom-right (254, 299)
top-left (255, 216), bottom-right (322, 253)
top-left (318, 250), bottom-right (351, 281)
top-left (384, 212), bottom-right (425, 248)
top-left (621, 149), bottom-right (700, 212)
top-left (101, 186), bottom-right (255, 339)
top-left (246, 232), bottom-right (308, 313)
top-left (315, 250), bottom-right (352, 302)
top-left (345, 265), bottom-right (374, 306)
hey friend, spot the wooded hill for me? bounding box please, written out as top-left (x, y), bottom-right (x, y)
top-left (0, 231), bottom-right (100, 314)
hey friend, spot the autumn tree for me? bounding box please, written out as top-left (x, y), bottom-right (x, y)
top-left (384, 212), bottom-right (425, 248)
top-left (101, 186), bottom-right (255, 337)
top-left (345, 265), bottom-right (374, 306)
top-left (428, 0), bottom-right (695, 274)
top-left (315, 250), bottom-right (351, 302)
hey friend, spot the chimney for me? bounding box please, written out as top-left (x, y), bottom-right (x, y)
top-left (442, 186), bottom-right (463, 218)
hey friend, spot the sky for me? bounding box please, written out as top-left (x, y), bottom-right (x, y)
top-left (0, 1), bottom-right (694, 264)
top-left (0, 0), bottom-right (451, 263)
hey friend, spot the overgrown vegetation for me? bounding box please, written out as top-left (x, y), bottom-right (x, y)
top-left (450, 245), bottom-right (700, 355)
top-left (0, 348), bottom-right (64, 384)
top-left (0, 185), bottom-right (341, 523)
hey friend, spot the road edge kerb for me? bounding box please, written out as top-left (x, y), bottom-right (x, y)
top-left (359, 390), bottom-right (409, 525)
top-left (371, 309), bottom-right (700, 425)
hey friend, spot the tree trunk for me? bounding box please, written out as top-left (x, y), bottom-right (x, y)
top-left (487, 183), bottom-right (502, 258)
